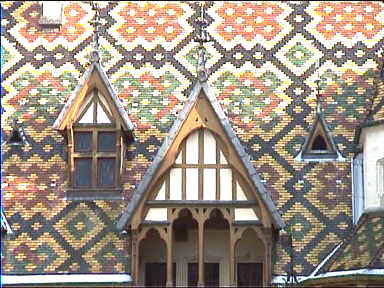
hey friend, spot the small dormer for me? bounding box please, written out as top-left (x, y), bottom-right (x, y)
top-left (53, 62), bottom-right (135, 200)
top-left (295, 102), bottom-right (344, 162)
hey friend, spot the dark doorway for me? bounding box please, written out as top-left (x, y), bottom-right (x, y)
top-left (188, 263), bottom-right (219, 287)
top-left (237, 262), bottom-right (263, 287)
top-left (145, 262), bottom-right (176, 287)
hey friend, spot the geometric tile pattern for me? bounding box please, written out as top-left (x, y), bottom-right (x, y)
top-left (53, 203), bottom-right (105, 250)
top-left (2, 1), bottom-right (384, 276)
top-left (306, 2), bottom-right (384, 49)
top-left (208, 2), bottom-right (293, 50)
top-left (318, 211), bottom-right (384, 273)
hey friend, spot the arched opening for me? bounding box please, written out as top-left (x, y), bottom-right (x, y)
top-left (138, 228), bottom-right (168, 287)
top-left (194, 209), bottom-right (229, 287)
top-left (172, 209), bottom-right (198, 286)
top-left (311, 135), bottom-right (327, 151)
top-left (235, 228), bottom-right (265, 287)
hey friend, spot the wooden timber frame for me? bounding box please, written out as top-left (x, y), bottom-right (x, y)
top-left (53, 62), bottom-right (135, 200)
top-left (127, 89), bottom-right (278, 286)
top-left (130, 206), bottom-right (273, 286)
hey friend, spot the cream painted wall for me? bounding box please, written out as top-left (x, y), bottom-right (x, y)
top-left (138, 229), bottom-right (264, 286)
top-left (361, 124), bottom-right (384, 209)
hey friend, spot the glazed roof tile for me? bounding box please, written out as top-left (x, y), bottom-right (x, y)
top-left (316, 208), bottom-right (384, 275)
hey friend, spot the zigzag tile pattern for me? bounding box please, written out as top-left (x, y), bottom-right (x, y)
top-left (1, 1), bottom-right (384, 276)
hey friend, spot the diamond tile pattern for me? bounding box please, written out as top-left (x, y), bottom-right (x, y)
top-left (318, 211), bottom-right (384, 274)
top-left (1, 1), bottom-right (384, 277)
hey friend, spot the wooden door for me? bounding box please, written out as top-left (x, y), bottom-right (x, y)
top-left (145, 262), bottom-right (176, 287)
top-left (188, 263), bottom-right (219, 287)
top-left (237, 262), bottom-right (263, 287)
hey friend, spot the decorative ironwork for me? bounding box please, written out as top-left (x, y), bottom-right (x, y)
top-left (194, 2), bottom-right (211, 82)
top-left (90, 1), bottom-right (101, 62)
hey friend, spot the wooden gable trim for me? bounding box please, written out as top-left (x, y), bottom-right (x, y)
top-left (53, 63), bottom-right (134, 137)
top-left (130, 90), bottom-right (271, 229)
top-left (117, 82), bottom-right (284, 231)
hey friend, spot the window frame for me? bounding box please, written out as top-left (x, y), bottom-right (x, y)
top-left (39, 1), bottom-right (63, 29)
top-left (66, 88), bottom-right (123, 200)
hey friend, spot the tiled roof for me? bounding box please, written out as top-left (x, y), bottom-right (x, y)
top-left (317, 208), bottom-right (384, 275)
top-left (1, 1), bottom-right (384, 277)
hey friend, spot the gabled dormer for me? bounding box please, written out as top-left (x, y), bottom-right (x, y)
top-left (6, 122), bottom-right (29, 146)
top-left (53, 61), bottom-right (134, 200)
top-left (116, 79), bottom-right (284, 286)
top-left (295, 102), bottom-right (344, 162)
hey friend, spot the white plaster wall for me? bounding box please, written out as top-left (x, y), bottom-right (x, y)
top-left (361, 125), bottom-right (384, 208)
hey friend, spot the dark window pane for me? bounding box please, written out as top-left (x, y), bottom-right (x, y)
top-left (98, 158), bottom-right (115, 186)
top-left (75, 158), bottom-right (92, 187)
top-left (98, 132), bottom-right (116, 152)
top-left (312, 135), bottom-right (327, 150)
top-left (74, 132), bottom-right (92, 152)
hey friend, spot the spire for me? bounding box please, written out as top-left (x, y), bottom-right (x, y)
top-left (90, 1), bottom-right (101, 63)
top-left (194, 1), bottom-right (211, 82)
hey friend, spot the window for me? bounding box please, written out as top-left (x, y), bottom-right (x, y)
top-left (67, 88), bottom-right (124, 199)
top-left (39, 1), bottom-right (63, 28)
top-left (295, 114), bottom-right (344, 162)
top-left (7, 124), bottom-right (29, 146)
top-left (311, 135), bottom-right (327, 151)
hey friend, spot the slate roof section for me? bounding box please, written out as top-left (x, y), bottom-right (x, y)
top-left (52, 61), bottom-right (135, 134)
top-left (295, 103), bottom-right (345, 162)
top-left (354, 75), bottom-right (384, 145)
top-left (316, 208), bottom-right (384, 275)
top-left (116, 80), bottom-right (285, 231)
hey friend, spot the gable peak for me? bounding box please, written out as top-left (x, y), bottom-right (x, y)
top-left (53, 63), bottom-right (134, 137)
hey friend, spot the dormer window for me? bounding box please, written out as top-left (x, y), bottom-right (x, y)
top-left (69, 89), bottom-right (121, 193)
top-left (295, 106), bottom-right (344, 162)
top-left (53, 62), bottom-right (135, 200)
top-left (8, 129), bottom-right (22, 145)
top-left (7, 125), bottom-right (29, 146)
top-left (311, 135), bottom-right (327, 151)
top-left (39, 1), bottom-right (63, 28)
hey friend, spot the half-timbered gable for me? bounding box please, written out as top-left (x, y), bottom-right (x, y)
top-left (117, 81), bottom-right (284, 286)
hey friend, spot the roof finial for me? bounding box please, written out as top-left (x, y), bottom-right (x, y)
top-left (90, 1), bottom-right (101, 63)
top-left (194, 1), bottom-right (211, 82)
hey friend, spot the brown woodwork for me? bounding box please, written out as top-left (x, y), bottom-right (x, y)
top-left (237, 263), bottom-right (263, 287)
top-left (66, 88), bottom-right (123, 193)
top-left (129, 90), bottom-right (277, 286)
